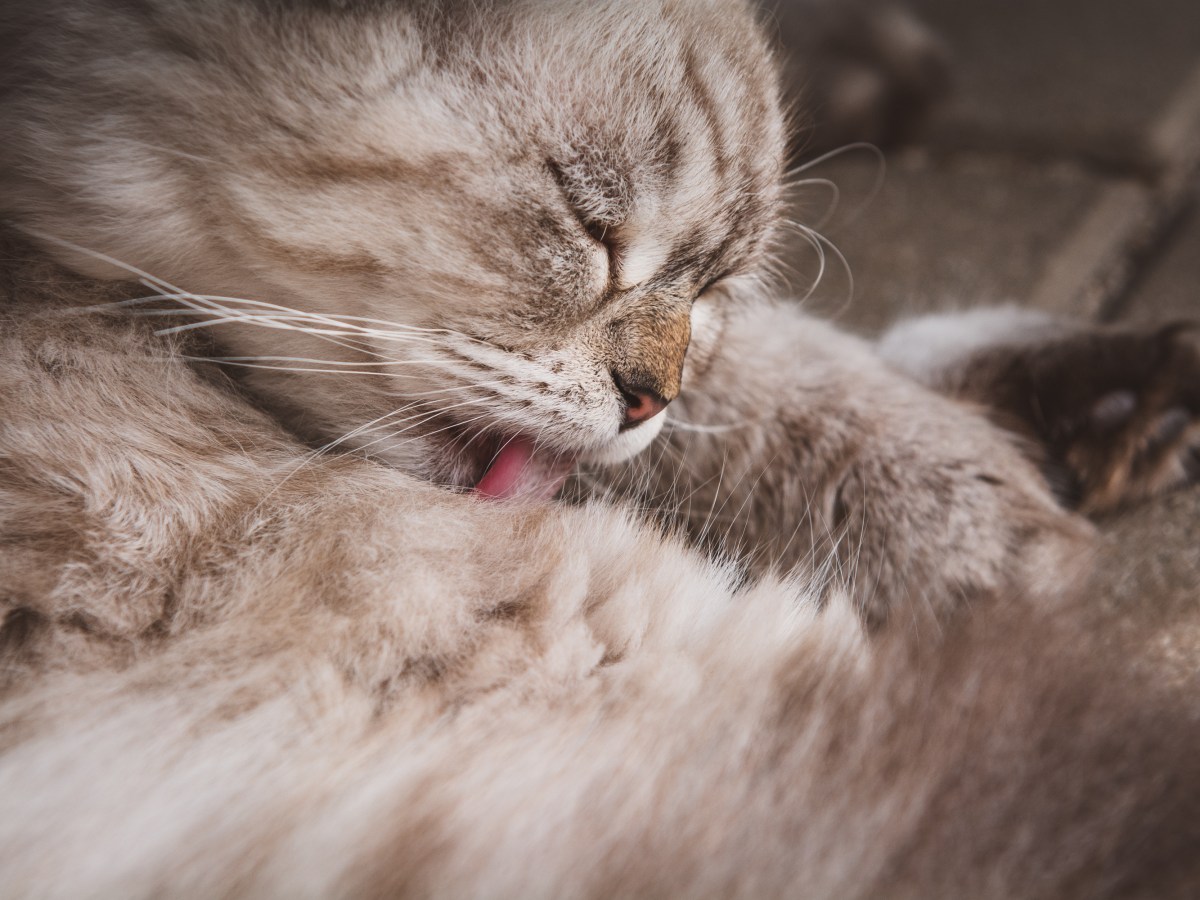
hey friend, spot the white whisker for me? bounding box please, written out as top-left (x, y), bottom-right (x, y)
top-left (662, 415), bottom-right (757, 434)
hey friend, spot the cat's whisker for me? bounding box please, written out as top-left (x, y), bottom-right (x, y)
top-left (661, 415), bottom-right (756, 434)
top-left (245, 404), bottom-right (424, 518)
top-left (781, 218), bottom-right (855, 311)
top-left (114, 287), bottom-right (469, 342)
top-left (17, 228), bottom-right (229, 316)
top-left (184, 360), bottom-right (418, 377)
top-left (783, 141), bottom-right (885, 185)
top-left (277, 393), bottom-right (500, 500)
top-left (387, 381), bottom-right (514, 401)
top-left (185, 355), bottom-right (512, 398)
top-left (783, 143), bottom-right (887, 230)
top-left (378, 406), bottom-right (497, 460)
top-left (312, 406), bottom-right (419, 458)
top-left (193, 355), bottom-right (432, 368)
top-left (387, 395), bottom-right (499, 439)
top-left (261, 386), bottom-right (509, 503)
top-left (180, 358), bottom-right (486, 383)
top-left (152, 306), bottom-right (445, 346)
top-left (806, 225), bottom-right (855, 311)
top-left (727, 452), bottom-right (782, 557)
top-left (353, 411), bottom-right (464, 459)
top-left (783, 177), bottom-right (841, 231)
top-left (137, 288), bottom-right (430, 363)
top-left (456, 414), bottom-right (503, 460)
top-left (693, 445), bottom-right (731, 552)
top-left (55, 250), bottom-right (497, 364)
top-left (735, 264), bottom-right (787, 300)
top-left (766, 476), bottom-right (824, 581)
top-left (158, 314), bottom-right (449, 347)
top-left (786, 219), bottom-right (830, 304)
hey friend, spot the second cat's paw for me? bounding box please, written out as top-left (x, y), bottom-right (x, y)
top-left (999, 322), bottom-right (1200, 514)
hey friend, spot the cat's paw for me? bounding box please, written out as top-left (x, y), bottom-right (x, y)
top-left (772, 0), bottom-right (951, 151)
top-left (998, 322), bottom-right (1200, 514)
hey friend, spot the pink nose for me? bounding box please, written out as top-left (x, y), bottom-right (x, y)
top-left (616, 375), bottom-right (670, 430)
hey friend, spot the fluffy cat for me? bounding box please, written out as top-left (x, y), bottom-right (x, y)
top-left (0, 0), bottom-right (1198, 897)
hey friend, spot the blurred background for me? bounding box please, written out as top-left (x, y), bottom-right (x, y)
top-left (764, 0), bottom-right (1200, 336)
top-left (764, 0), bottom-right (1200, 673)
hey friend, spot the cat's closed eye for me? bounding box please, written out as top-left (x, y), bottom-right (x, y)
top-left (582, 218), bottom-right (620, 280)
top-left (547, 159), bottom-right (620, 269)
top-left (581, 217), bottom-right (610, 248)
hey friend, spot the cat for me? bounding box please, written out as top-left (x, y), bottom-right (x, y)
top-left (1, 0), bottom-right (1198, 896)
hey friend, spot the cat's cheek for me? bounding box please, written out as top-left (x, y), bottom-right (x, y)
top-left (682, 293), bottom-right (729, 384)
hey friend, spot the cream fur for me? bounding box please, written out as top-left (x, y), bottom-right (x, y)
top-left (2, 256), bottom-right (1197, 898)
top-left (0, 0), bottom-right (1197, 897)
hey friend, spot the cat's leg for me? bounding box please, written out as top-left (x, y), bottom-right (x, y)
top-left (587, 296), bottom-right (1093, 627)
top-left (879, 308), bottom-right (1200, 514)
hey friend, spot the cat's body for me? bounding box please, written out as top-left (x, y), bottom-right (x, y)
top-left (1, 1), bottom-right (1198, 897)
top-left (4, 254), bottom-right (1198, 898)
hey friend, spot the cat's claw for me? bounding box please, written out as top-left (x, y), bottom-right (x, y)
top-left (1027, 322), bottom-right (1200, 514)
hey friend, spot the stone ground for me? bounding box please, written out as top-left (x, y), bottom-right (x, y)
top-left (778, 1), bottom-right (1200, 662)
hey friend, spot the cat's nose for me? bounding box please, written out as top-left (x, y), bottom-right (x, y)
top-left (614, 373), bottom-right (669, 430)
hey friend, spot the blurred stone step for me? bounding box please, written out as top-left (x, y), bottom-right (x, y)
top-left (1112, 191), bottom-right (1200, 324)
top-left (910, 0), bottom-right (1200, 175)
top-left (780, 148), bottom-right (1116, 334)
top-left (780, 2), bottom-right (1200, 335)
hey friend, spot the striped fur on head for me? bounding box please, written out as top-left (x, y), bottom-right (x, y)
top-left (0, 0), bottom-right (787, 488)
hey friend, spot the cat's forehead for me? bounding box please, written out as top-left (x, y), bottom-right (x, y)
top-left (520, 1), bottom-right (786, 286)
top-left (197, 0), bottom-right (784, 314)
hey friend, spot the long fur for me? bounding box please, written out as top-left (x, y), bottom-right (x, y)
top-left (2, 250), bottom-right (1197, 898)
top-left (0, 1), bottom-right (1198, 897)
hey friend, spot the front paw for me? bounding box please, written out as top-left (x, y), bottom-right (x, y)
top-left (989, 322), bottom-right (1200, 514)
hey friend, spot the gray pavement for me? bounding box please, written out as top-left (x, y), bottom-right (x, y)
top-left (782, 150), bottom-right (1107, 333)
top-left (778, 2), bottom-right (1200, 648)
top-left (912, 0), bottom-right (1200, 174)
top-left (783, 1), bottom-right (1200, 328)
top-left (1121, 193), bottom-right (1200, 323)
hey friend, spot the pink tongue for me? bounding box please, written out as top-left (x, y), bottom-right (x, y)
top-left (474, 436), bottom-right (572, 502)
top-left (474, 437), bottom-right (536, 500)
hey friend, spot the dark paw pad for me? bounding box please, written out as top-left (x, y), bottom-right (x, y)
top-left (1023, 322), bottom-right (1200, 513)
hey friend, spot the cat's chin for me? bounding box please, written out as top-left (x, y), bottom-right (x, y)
top-left (404, 412), bottom-right (666, 503)
top-left (581, 410), bottom-right (667, 466)
top-left (458, 412), bottom-right (664, 503)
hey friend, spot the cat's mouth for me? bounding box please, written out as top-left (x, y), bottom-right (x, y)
top-left (432, 408), bottom-right (661, 502)
top-left (469, 434), bottom-right (576, 502)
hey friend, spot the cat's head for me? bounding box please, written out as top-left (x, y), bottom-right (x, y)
top-left (3, 0), bottom-right (786, 498)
